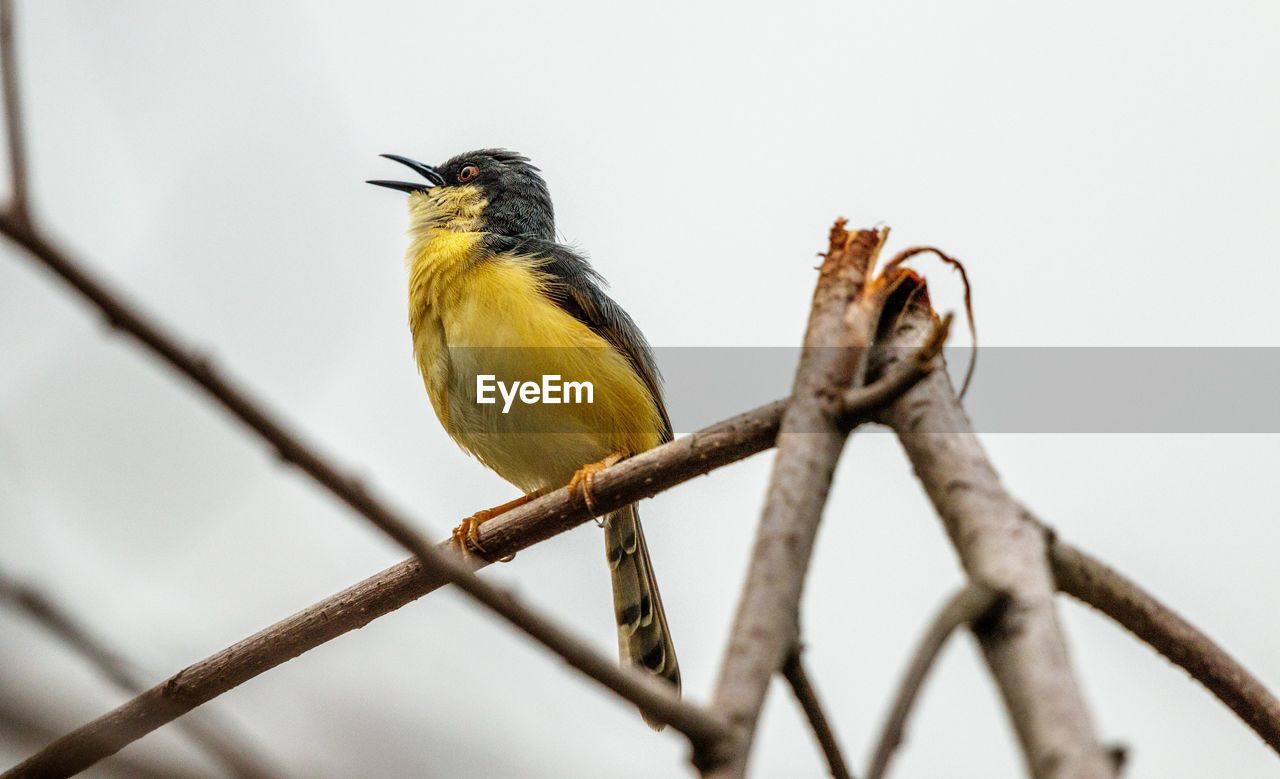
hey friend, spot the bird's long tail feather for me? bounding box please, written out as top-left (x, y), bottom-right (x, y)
top-left (604, 503), bottom-right (680, 729)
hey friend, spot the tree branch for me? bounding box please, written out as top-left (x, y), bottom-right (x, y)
top-left (699, 223), bottom-right (887, 777)
top-left (0, 0), bottom-right (28, 225)
top-left (783, 648), bottom-right (854, 779)
top-left (871, 284), bottom-right (1115, 778)
top-left (866, 584), bottom-right (1002, 779)
top-left (0, 571), bottom-right (278, 778)
top-left (1049, 535), bottom-right (1280, 756)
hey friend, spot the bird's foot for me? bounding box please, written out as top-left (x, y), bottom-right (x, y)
top-left (450, 492), bottom-right (540, 562)
top-left (567, 451), bottom-right (627, 516)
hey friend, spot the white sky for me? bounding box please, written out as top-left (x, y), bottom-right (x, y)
top-left (1, 1), bottom-right (1278, 777)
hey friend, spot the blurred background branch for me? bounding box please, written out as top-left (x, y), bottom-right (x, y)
top-left (0, 702), bottom-right (198, 779)
top-left (0, 0), bottom-right (28, 225)
top-left (0, 570), bottom-right (277, 778)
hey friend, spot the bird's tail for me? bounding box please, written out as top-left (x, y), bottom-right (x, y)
top-left (603, 503), bottom-right (681, 729)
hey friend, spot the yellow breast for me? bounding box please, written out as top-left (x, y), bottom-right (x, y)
top-left (404, 200), bottom-right (663, 492)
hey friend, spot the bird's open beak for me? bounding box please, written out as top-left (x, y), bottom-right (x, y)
top-left (367, 154), bottom-right (445, 194)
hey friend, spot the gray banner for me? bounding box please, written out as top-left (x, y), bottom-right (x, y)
top-left (435, 347), bottom-right (1280, 434)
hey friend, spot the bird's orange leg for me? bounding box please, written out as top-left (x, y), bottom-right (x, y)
top-left (567, 451), bottom-right (627, 516)
top-left (451, 491), bottom-right (543, 561)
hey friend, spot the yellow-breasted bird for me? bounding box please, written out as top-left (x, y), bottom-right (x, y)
top-left (369, 149), bottom-right (679, 725)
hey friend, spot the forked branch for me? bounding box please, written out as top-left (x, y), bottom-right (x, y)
top-left (871, 283), bottom-right (1115, 778)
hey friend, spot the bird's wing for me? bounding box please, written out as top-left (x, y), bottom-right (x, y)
top-left (485, 235), bottom-right (673, 443)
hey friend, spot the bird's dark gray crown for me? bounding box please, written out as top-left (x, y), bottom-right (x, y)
top-left (439, 149), bottom-right (555, 240)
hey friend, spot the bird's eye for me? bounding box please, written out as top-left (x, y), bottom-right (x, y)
top-left (458, 164), bottom-right (479, 183)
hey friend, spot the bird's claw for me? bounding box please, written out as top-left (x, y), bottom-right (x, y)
top-left (451, 493), bottom-right (543, 562)
top-left (450, 512), bottom-right (492, 559)
top-left (568, 451), bottom-right (626, 515)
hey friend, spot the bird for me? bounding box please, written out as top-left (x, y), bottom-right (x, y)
top-left (369, 149), bottom-right (680, 726)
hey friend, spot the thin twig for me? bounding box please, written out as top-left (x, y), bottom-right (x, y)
top-left (866, 584), bottom-right (1002, 779)
top-left (0, 0), bottom-right (28, 224)
top-left (699, 223), bottom-right (887, 777)
top-left (871, 288), bottom-right (1115, 778)
top-left (1049, 535), bottom-right (1280, 756)
top-left (783, 648), bottom-right (854, 779)
top-left (0, 571), bottom-right (278, 778)
top-left (1, 344), bottom-right (944, 779)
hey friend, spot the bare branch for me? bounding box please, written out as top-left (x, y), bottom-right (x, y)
top-left (0, 571), bottom-right (278, 778)
top-left (783, 648), bottom-right (854, 779)
top-left (0, 0), bottom-right (28, 224)
top-left (866, 584), bottom-right (1002, 779)
top-left (872, 286), bottom-right (1115, 778)
top-left (699, 223), bottom-right (887, 777)
top-left (1049, 535), bottom-right (1280, 756)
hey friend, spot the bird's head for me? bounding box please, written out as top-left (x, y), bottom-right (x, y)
top-left (369, 148), bottom-right (555, 240)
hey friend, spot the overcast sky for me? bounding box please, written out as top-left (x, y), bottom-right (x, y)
top-left (2, 2), bottom-right (1278, 777)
